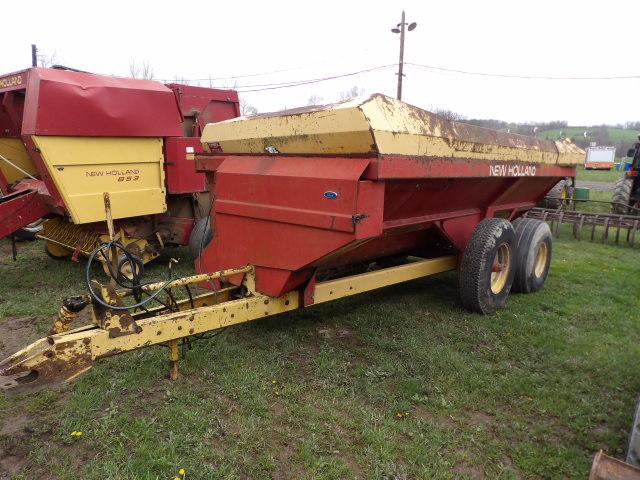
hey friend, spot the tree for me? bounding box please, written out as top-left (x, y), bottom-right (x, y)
top-left (593, 125), bottom-right (611, 146)
top-left (240, 98), bottom-right (258, 116)
top-left (129, 60), bottom-right (154, 80)
top-left (339, 86), bottom-right (364, 101)
top-left (307, 95), bottom-right (323, 106)
top-left (434, 108), bottom-right (466, 122)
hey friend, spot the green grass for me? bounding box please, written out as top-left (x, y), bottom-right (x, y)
top-left (1, 238), bottom-right (640, 479)
top-left (538, 127), bottom-right (640, 144)
top-left (575, 166), bottom-right (624, 184)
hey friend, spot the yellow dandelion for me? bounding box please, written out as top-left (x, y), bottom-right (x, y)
top-left (179, 468), bottom-right (186, 475)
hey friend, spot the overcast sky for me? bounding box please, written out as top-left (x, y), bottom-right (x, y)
top-left (4, 0), bottom-right (638, 126)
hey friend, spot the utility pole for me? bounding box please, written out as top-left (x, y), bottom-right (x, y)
top-left (31, 44), bottom-right (38, 67)
top-left (391, 11), bottom-right (417, 101)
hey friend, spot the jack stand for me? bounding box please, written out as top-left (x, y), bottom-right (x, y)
top-left (11, 235), bottom-right (17, 261)
top-left (169, 339), bottom-right (180, 381)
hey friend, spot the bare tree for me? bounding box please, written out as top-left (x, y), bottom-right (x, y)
top-left (339, 86), bottom-right (364, 101)
top-left (434, 108), bottom-right (467, 122)
top-left (171, 74), bottom-right (190, 85)
top-left (307, 95), bottom-right (323, 106)
top-left (240, 98), bottom-right (258, 116)
top-left (129, 60), bottom-right (154, 80)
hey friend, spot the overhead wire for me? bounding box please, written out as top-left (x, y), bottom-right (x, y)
top-left (405, 62), bottom-right (640, 81)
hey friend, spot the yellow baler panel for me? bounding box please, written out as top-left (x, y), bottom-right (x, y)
top-left (0, 138), bottom-right (37, 185)
top-left (32, 136), bottom-right (166, 224)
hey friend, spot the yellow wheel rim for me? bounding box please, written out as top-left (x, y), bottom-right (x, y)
top-left (490, 242), bottom-right (511, 294)
top-left (533, 241), bottom-right (548, 278)
top-left (45, 240), bottom-right (72, 258)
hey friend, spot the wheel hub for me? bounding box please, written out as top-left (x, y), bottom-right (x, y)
top-left (490, 243), bottom-right (511, 294)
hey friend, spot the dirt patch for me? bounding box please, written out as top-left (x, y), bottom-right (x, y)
top-left (0, 454), bottom-right (27, 479)
top-left (466, 410), bottom-right (494, 429)
top-left (272, 444), bottom-right (296, 480)
top-left (0, 317), bottom-right (39, 358)
top-left (412, 406), bottom-right (456, 429)
top-left (452, 459), bottom-right (485, 479)
top-left (0, 413), bottom-right (32, 437)
top-left (270, 400), bottom-right (285, 417)
top-left (316, 326), bottom-right (361, 347)
top-left (593, 423), bottom-right (616, 436)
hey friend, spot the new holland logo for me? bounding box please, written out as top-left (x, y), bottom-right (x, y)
top-left (85, 169), bottom-right (140, 182)
top-left (0, 75), bottom-right (23, 89)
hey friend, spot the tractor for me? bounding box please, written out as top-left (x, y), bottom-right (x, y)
top-left (612, 136), bottom-right (640, 214)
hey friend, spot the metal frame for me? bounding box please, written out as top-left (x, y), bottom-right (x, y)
top-left (0, 256), bottom-right (457, 395)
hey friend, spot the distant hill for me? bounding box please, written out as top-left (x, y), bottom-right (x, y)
top-left (537, 127), bottom-right (639, 157)
top-left (537, 127), bottom-right (640, 143)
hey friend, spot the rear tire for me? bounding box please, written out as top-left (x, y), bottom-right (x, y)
top-left (541, 179), bottom-right (572, 209)
top-left (612, 177), bottom-right (633, 214)
top-left (511, 218), bottom-right (552, 293)
top-left (189, 217), bottom-right (213, 259)
top-left (13, 220), bottom-right (44, 242)
top-left (459, 218), bottom-right (516, 314)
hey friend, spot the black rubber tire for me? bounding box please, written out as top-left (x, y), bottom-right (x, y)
top-left (13, 229), bottom-right (38, 241)
top-left (189, 217), bottom-right (213, 259)
top-left (459, 218), bottom-right (516, 314)
top-left (13, 220), bottom-right (43, 242)
top-left (612, 177), bottom-right (633, 214)
top-left (541, 179), bottom-right (572, 209)
top-left (511, 218), bottom-right (552, 294)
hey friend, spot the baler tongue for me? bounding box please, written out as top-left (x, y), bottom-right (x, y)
top-left (0, 333), bottom-right (94, 396)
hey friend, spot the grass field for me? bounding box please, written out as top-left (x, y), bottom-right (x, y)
top-left (1, 232), bottom-right (639, 479)
top-left (575, 166), bottom-right (624, 184)
top-left (538, 127), bottom-right (640, 144)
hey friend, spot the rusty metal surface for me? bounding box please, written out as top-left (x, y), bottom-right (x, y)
top-left (525, 207), bottom-right (640, 247)
top-left (201, 94), bottom-right (584, 166)
top-left (0, 254), bottom-right (456, 394)
top-left (590, 451), bottom-right (640, 480)
top-left (0, 333), bottom-right (94, 396)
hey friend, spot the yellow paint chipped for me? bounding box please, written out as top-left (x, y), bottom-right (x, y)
top-left (201, 94), bottom-right (584, 166)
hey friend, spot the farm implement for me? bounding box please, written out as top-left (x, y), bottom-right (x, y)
top-left (0, 94), bottom-right (584, 395)
top-left (525, 206), bottom-right (640, 247)
top-left (0, 67), bottom-right (240, 271)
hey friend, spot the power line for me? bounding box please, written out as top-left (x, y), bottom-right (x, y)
top-left (156, 47), bottom-right (380, 83)
top-left (406, 62), bottom-right (640, 80)
top-left (233, 64), bottom-right (396, 92)
top-left (157, 66), bottom-right (303, 83)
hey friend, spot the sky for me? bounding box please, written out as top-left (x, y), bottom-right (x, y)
top-left (3, 0), bottom-right (639, 126)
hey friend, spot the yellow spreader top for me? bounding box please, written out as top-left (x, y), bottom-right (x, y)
top-left (201, 94), bottom-right (584, 165)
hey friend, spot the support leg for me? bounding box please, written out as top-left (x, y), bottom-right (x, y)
top-left (169, 339), bottom-right (180, 381)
